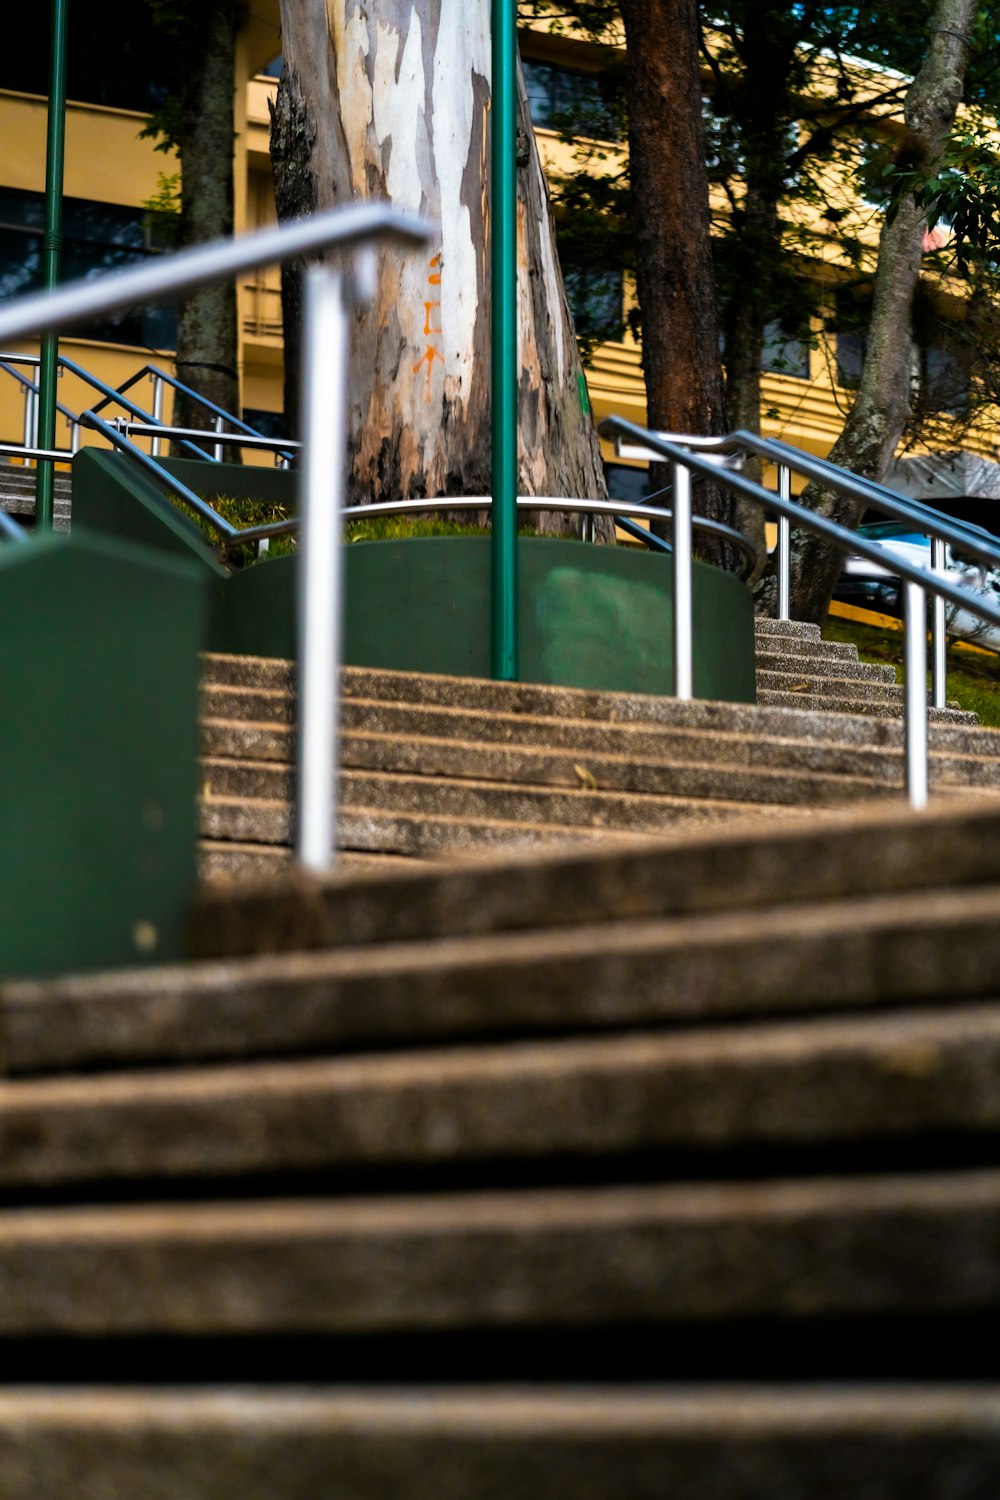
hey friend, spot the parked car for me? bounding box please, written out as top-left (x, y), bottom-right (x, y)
top-left (834, 519), bottom-right (1000, 651)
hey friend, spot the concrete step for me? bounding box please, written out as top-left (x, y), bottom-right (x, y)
top-left (755, 652), bottom-right (896, 684)
top-left (202, 771), bottom-right (809, 849)
top-left (7, 875), bottom-right (1000, 1075)
top-left (201, 709), bottom-right (1000, 790)
top-left (0, 1388), bottom-right (995, 1500)
top-left (201, 741), bottom-right (886, 809)
top-left (754, 631), bottom-right (861, 663)
top-left (190, 801), bottom-right (1000, 958)
top-left (758, 687), bottom-right (979, 723)
top-left (202, 665), bottom-right (990, 748)
top-left (754, 616), bottom-right (823, 641)
top-left (0, 465), bottom-right (72, 531)
top-left (202, 799), bottom-right (654, 861)
top-left (3, 1001), bottom-right (1000, 1191)
top-left (0, 1169), bottom-right (998, 1336)
top-left (757, 667), bottom-right (905, 701)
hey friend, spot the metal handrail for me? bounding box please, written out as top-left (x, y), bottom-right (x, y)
top-left (0, 205), bottom-right (429, 343)
top-left (615, 419), bottom-right (1000, 708)
top-left (603, 414), bottom-right (1000, 810)
top-left (0, 203), bottom-right (432, 874)
top-left (61, 356), bottom-right (234, 464)
top-left (105, 419), bottom-right (301, 456)
top-left (101, 364), bottom-right (298, 466)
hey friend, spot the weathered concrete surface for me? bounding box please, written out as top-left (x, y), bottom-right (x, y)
top-left (7, 882), bottom-right (1000, 1074)
top-left (1, 1171), bottom-right (1000, 1334)
top-left (1, 1388), bottom-right (999, 1500)
top-left (4, 1003), bottom-right (1000, 1188)
top-left (191, 801), bottom-right (1000, 959)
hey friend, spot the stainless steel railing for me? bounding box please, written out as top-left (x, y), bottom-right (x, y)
top-left (604, 414), bottom-right (1000, 809)
top-left (0, 204), bottom-right (433, 871)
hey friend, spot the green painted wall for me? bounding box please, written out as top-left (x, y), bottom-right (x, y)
top-left (0, 530), bottom-right (208, 979)
top-left (71, 451), bottom-right (756, 701)
top-left (225, 537), bottom-right (755, 702)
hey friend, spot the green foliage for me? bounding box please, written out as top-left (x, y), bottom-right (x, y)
top-left (174, 493), bottom-right (296, 568)
top-left (140, 171), bottom-right (182, 250)
top-left (344, 514), bottom-right (490, 543)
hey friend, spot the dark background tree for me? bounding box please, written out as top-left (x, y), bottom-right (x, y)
top-left (143, 0), bottom-right (241, 437)
top-left (618, 0), bottom-right (733, 566)
top-left (771, 0), bottom-right (978, 620)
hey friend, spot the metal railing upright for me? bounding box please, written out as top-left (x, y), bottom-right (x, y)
top-left (603, 414), bottom-right (1000, 810)
top-left (0, 204), bottom-right (433, 872)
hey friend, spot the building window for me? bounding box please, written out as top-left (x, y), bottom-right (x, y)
top-left (762, 315), bottom-right (810, 379)
top-left (522, 60), bottom-right (620, 141)
top-left (2, 4), bottom-right (171, 113)
top-left (562, 264), bottom-right (623, 342)
top-left (0, 189), bottom-right (176, 349)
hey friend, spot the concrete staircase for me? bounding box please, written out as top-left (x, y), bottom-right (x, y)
top-left (199, 619), bottom-right (999, 880)
top-left (0, 462), bottom-right (72, 530)
top-left (755, 616), bottom-right (969, 716)
top-left (2, 799), bottom-right (1000, 1494)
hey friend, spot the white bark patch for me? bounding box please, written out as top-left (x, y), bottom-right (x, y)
top-left (534, 184), bottom-right (565, 383)
top-left (336, 2), bottom-right (373, 192)
top-left (431, 0), bottom-right (488, 406)
top-left (373, 18), bottom-right (427, 215)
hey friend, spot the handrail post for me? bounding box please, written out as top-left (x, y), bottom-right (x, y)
top-left (777, 465), bottom-right (791, 620)
top-left (150, 374), bottom-right (164, 459)
top-left (213, 414), bottom-right (225, 463)
top-left (35, 0), bottom-right (69, 531)
top-left (930, 535), bottom-right (947, 710)
top-left (490, 0), bottom-right (519, 681)
top-left (672, 459), bottom-right (694, 699)
top-left (295, 264), bottom-right (350, 871)
top-left (22, 384), bottom-right (37, 456)
top-left (903, 580), bottom-right (929, 810)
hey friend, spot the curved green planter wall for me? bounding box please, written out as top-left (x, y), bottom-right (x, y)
top-left (73, 451), bottom-right (756, 702)
top-left (226, 536), bottom-right (756, 703)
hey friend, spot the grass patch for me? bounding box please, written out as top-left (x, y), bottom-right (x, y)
top-left (823, 614), bottom-right (1000, 726)
top-left (174, 500), bottom-right (559, 565)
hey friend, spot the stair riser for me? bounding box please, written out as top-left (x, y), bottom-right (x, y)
top-left (191, 803), bottom-right (1000, 958)
top-left (4, 1004), bottom-right (1000, 1189)
top-left (202, 673), bottom-right (991, 745)
top-left (201, 750), bottom-right (883, 810)
top-left (0, 1172), bottom-right (997, 1335)
top-left (0, 1391), bottom-right (996, 1500)
top-left (200, 717), bottom-right (1000, 790)
top-left (8, 887), bottom-right (1000, 1073)
top-left (755, 654), bottom-right (896, 684)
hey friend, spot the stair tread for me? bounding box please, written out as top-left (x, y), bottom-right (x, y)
top-left (7, 880), bottom-right (1000, 1074)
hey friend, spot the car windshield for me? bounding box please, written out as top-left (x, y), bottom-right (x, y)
top-left (857, 522), bottom-right (928, 545)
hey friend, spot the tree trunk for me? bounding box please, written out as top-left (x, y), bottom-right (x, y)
top-left (619, 0), bottom-right (732, 568)
top-left (722, 183), bottom-right (779, 582)
top-left (271, 0), bottom-right (608, 532)
top-left (172, 0), bottom-right (240, 446)
top-left (756, 0), bottom-right (976, 622)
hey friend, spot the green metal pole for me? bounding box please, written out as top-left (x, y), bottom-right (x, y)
top-left (36, 0), bottom-right (69, 532)
top-left (490, 0), bottom-right (519, 680)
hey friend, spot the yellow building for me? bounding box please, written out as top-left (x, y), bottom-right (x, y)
top-left (0, 5), bottom-right (993, 513)
top-left (0, 0), bottom-right (283, 462)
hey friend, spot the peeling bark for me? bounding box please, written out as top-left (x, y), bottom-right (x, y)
top-left (272, 0), bottom-right (608, 531)
top-left (755, 0), bottom-right (976, 622)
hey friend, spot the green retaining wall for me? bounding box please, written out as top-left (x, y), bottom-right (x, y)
top-left (225, 537), bottom-right (755, 701)
top-left (72, 450), bottom-right (755, 701)
top-left (0, 529), bottom-right (208, 979)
